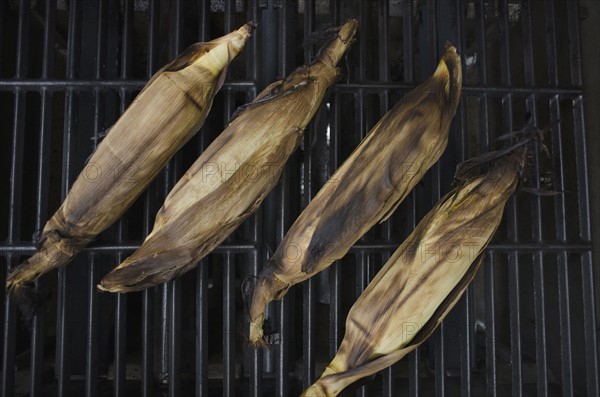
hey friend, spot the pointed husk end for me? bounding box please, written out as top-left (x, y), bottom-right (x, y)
top-left (315, 19), bottom-right (359, 68)
top-left (248, 318), bottom-right (268, 348)
top-left (6, 245), bottom-right (72, 295)
top-left (434, 42), bottom-right (462, 101)
top-left (227, 21), bottom-right (256, 51)
top-left (245, 271), bottom-right (291, 347)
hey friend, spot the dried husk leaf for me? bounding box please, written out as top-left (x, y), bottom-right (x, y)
top-left (301, 149), bottom-right (525, 397)
top-left (6, 23), bottom-right (254, 307)
top-left (246, 44), bottom-right (463, 346)
top-left (97, 20), bottom-right (359, 293)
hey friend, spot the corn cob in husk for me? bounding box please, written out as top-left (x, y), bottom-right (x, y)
top-left (6, 24), bottom-right (254, 301)
top-left (301, 147), bottom-right (526, 397)
top-left (97, 20), bottom-right (359, 293)
top-left (246, 44), bottom-right (463, 346)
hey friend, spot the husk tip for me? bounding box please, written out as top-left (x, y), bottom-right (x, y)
top-left (248, 319), bottom-right (269, 348)
top-left (433, 41), bottom-right (462, 99)
top-left (339, 18), bottom-right (359, 40)
top-left (245, 20), bottom-right (258, 32)
top-left (441, 42), bottom-right (461, 71)
top-left (444, 41), bottom-right (457, 54)
top-left (236, 21), bottom-right (257, 40)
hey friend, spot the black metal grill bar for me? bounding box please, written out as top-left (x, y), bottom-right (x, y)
top-left (273, 2), bottom-right (290, 397)
top-left (0, 241), bottom-right (593, 254)
top-left (301, 0), bottom-right (316, 393)
top-left (114, 2), bottom-right (134, 395)
top-left (55, 271), bottom-right (68, 397)
top-left (355, 7), bottom-right (368, 397)
top-left (356, 253), bottom-right (368, 397)
top-left (381, 252), bottom-right (394, 394)
top-left (85, 1), bottom-right (106, 390)
top-left (142, 283), bottom-right (154, 397)
top-left (276, 173), bottom-right (291, 397)
top-left (1, 0), bottom-right (29, 394)
top-left (85, 254), bottom-right (98, 397)
top-left (402, 0), bottom-right (413, 83)
top-left (0, 80), bottom-right (256, 90)
top-left (355, 5), bottom-right (366, 330)
top-left (329, 65), bottom-right (342, 396)
top-left (424, 1), bottom-right (449, 395)
top-left (55, 1), bottom-right (81, 395)
top-left (506, 90), bottom-right (523, 397)
top-left (378, 0), bottom-right (390, 82)
top-left (473, 2), bottom-right (496, 397)
top-left (248, 7), bottom-right (263, 393)
top-left (142, 1), bottom-right (160, 395)
top-left (568, 44), bottom-right (592, 242)
top-left (567, 4), bottom-right (599, 393)
top-left (529, 89), bottom-right (549, 397)
top-left (435, 323), bottom-right (445, 397)
top-left (114, 287), bottom-right (127, 397)
top-left (196, 260), bottom-right (208, 397)
top-left (0, 80), bottom-right (585, 97)
top-left (460, 281), bottom-right (473, 397)
top-left (169, 278), bottom-right (182, 397)
top-left (302, 276), bottom-right (315, 391)
top-left (168, 3), bottom-right (184, 396)
top-left (544, 2), bottom-right (575, 396)
top-left (223, 253), bottom-right (235, 396)
top-left (532, 247), bottom-right (547, 396)
top-left (484, 253), bottom-right (497, 397)
top-left (0, 1), bottom-right (597, 396)
top-left (377, 1), bottom-right (393, 394)
top-left (581, 250), bottom-right (600, 395)
top-left (401, 2), bottom-right (420, 396)
top-left (454, 3), bottom-right (472, 397)
top-left (30, 0), bottom-right (56, 395)
top-left (194, 2), bottom-right (213, 397)
top-left (222, 5), bottom-right (236, 395)
top-left (156, 1), bottom-right (180, 392)
top-left (357, 0), bottom-right (366, 82)
top-left (497, 1), bottom-right (524, 396)
top-left (326, 5), bottom-right (341, 393)
top-left (458, 5), bottom-right (471, 397)
top-left (569, 6), bottom-right (599, 391)
top-left (521, 1), bottom-right (550, 395)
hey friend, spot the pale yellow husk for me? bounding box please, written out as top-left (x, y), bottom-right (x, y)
top-left (6, 23), bottom-right (253, 302)
top-left (247, 44), bottom-right (463, 346)
top-left (97, 20), bottom-right (359, 293)
top-left (301, 150), bottom-right (525, 396)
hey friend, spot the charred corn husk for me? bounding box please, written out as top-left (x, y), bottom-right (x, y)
top-left (6, 24), bottom-right (254, 302)
top-left (97, 20), bottom-right (359, 293)
top-left (246, 44), bottom-right (463, 346)
top-left (301, 148), bottom-right (526, 397)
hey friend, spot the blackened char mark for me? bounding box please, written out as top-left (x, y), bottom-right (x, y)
top-left (407, 252), bottom-right (485, 348)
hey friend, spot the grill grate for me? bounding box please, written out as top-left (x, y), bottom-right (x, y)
top-left (1, 1), bottom-right (598, 396)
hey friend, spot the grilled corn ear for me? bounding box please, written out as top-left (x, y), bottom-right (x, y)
top-left (301, 148), bottom-right (526, 397)
top-left (97, 20), bottom-right (359, 293)
top-left (6, 23), bottom-right (254, 302)
top-left (246, 44), bottom-right (462, 346)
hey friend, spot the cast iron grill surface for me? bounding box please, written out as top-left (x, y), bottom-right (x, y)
top-left (0, 0), bottom-right (597, 396)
